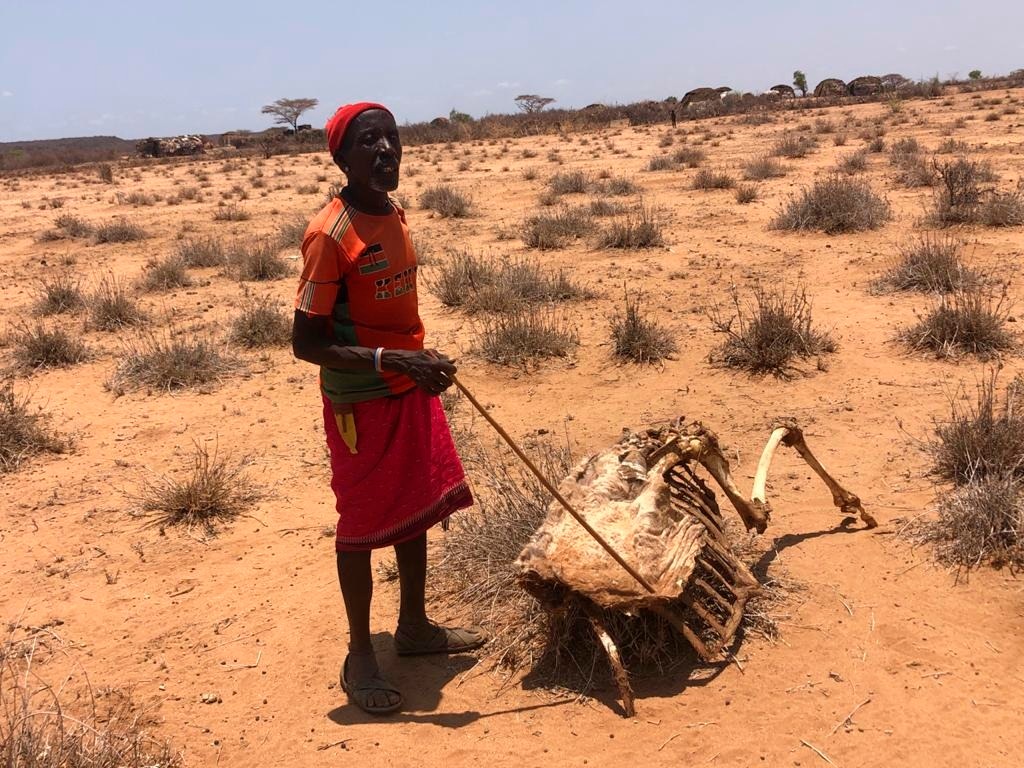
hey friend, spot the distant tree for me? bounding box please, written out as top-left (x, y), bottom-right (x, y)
top-left (665, 95), bottom-right (678, 104)
top-left (261, 98), bottom-right (319, 133)
top-left (968, 69), bottom-right (982, 80)
top-left (514, 94), bottom-right (555, 114)
top-left (449, 108), bottom-right (473, 124)
top-left (793, 71), bottom-right (808, 97)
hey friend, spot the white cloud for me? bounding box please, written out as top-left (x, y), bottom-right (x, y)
top-left (496, 81), bottom-right (520, 89)
top-left (552, 78), bottom-right (570, 87)
top-left (943, 44), bottom-right (958, 51)
top-left (1, 90), bottom-right (12, 97)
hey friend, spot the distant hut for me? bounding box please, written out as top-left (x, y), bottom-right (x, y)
top-left (680, 87), bottom-right (721, 107)
top-left (848, 76), bottom-right (883, 97)
top-left (813, 78), bottom-right (847, 98)
top-left (769, 84), bottom-right (796, 99)
top-left (429, 116), bottom-right (450, 127)
top-left (881, 73), bottom-right (910, 91)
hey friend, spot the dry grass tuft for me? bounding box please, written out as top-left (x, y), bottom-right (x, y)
top-left (899, 287), bottom-right (1014, 358)
top-left (8, 323), bottom-right (89, 370)
top-left (915, 475), bottom-right (1024, 571)
top-left (735, 184), bottom-right (759, 204)
top-left (598, 205), bottom-right (664, 248)
top-left (108, 330), bottom-right (237, 392)
top-left (229, 294), bottom-right (292, 347)
top-left (877, 235), bottom-right (978, 293)
top-left (0, 379), bottom-right (67, 473)
top-left (133, 442), bottom-right (262, 534)
top-left (771, 175), bottom-right (891, 233)
top-left (929, 373), bottom-right (1024, 486)
top-left (707, 285), bottom-right (835, 377)
top-left (770, 133), bottom-right (817, 158)
top-left (212, 204), bottom-right (251, 222)
top-left (476, 307), bottom-right (578, 364)
top-left (836, 149), bottom-right (869, 175)
top-left (692, 168), bottom-right (736, 190)
top-left (547, 170), bottom-right (589, 195)
top-left (610, 290), bottom-right (677, 364)
top-left (0, 639), bottom-right (182, 767)
top-left (87, 274), bottom-right (146, 331)
top-left (427, 251), bottom-right (589, 312)
top-left (742, 156), bottom-right (787, 180)
top-left (94, 218), bottom-right (148, 243)
top-left (522, 207), bottom-right (596, 250)
top-left (226, 240), bottom-right (291, 281)
top-left (139, 255), bottom-right (192, 292)
top-left (420, 185), bottom-right (473, 217)
top-left (174, 236), bottom-right (225, 268)
top-left (979, 191), bottom-right (1024, 227)
top-left (34, 274), bottom-right (85, 315)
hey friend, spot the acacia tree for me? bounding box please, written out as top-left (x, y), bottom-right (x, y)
top-left (968, 69), bottom-right (982, 80)
top-left (793, 71), bottom-right (808, 97)
top-left (514, 94), bottom-right (555, 113)
top-left (261, 98), bottom-right (319, 132)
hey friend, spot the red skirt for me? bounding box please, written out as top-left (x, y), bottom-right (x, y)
top-left (322, 388), bottom-right (473, 551)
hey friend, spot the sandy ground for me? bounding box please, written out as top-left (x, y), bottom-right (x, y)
top-left (2, 90), bottom-right (1024, 767)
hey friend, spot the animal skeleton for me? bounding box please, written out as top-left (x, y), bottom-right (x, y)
top-left (515, 418), bottom-right (874, 716)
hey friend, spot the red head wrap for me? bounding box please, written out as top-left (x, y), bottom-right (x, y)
top-left (325, 102), bottom-right (392, 156)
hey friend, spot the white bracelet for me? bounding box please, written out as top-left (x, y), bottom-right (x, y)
top-left (373, 347), bottom-right (384, 373)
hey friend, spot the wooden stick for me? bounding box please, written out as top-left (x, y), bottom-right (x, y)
top-left (829, 696), bottom-right (871, 735)
top-left (800, 739), bottom-right (836, 765)
top-left (451, 376), bottom-right (656, 594)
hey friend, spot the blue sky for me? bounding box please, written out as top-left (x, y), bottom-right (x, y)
top-left (2, 1), bottom-right (1022, 142)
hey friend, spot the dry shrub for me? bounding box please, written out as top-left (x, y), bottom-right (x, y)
top-left (226, 240), bottom-right (290, 281)
top-left (0, 379), bottom-right (67, 473)
top-left (979, 191), bottom-right (1024, 227)
top-left (610, 290), bottom-right (677, 363)
top-left (427, 251), bottom-right (589, 312)
top-left (770, 133), bottom-right (817, 158)
top-left (108, 329), bottom-right (237, 392)
top-left (867, 136), bottom-right (885, 153)
top-left (692, 168), bottom-right (736, 190)
top-left (707, 285), bottom-right (835, 377)
top-left (877, 235), bottom-right (978, 293)
top-left (52, 213), bottom-right (94, 239)
top-left (476, 307), bottom-right (577, 363)
top-left (836, 150), bottom-right (869, 175)
top-left (276, 216), bottom-right (309, 248)
top-left (899, 287), bottom-right (1014, 358)
top-left (893, 153), bottom-right (937, 187)
top-left (916, 475), bottom-right (1024, 571)
top-left (133, 442), bottom-right (262, 534)
top-left (0, 640), bottom-right (181, 768)
top-left (87, 274), bottom-right (146, 330)
top-left (735, 184), bottom-right (758, 204)
top-left (97, 162), bottom-right (114, 183)
top-left (771, 175), bottom-right (891, 233)
top-left (212, 204), bottom-right (251, 222)
top-left (8, 322), bottom-right (89, 370)
top-left (929, 156), bottom-right (992, 225)
top-left (522, 207), bottom-right (596, 250)
top-left (742, 156), bottom-right (787, 180)
top-left (34, 274), bottom-right (85, 315)
top-left (174, 236), bottom-right (225, 268)
top-left (930, 373), bottom-right (1024, 485)
top-left (94, 218), bottom-right (147, 243)
top-left (646, 155), bottom-right (676, 171)
top-left (548, 170), bottom-right (589, 195)
top-left (671, 147), bottom-right (706, 167)
top-left (420, 185), bottom-right (472, 217)
top-left (589, 199), bottom-right (626, 217)
top-left (140, 255), bottom-right (192, 292)
top-left (229, 294), bottom-right (292, 347)
top-left (598, 205), bottom-right (664, 248)
top-left (596, 176), bottom-right (640, 196)
top-left (120, 191), bottom-right (156, 206)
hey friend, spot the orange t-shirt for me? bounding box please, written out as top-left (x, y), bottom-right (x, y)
top-left (294, 197), bottom-right (424, 403)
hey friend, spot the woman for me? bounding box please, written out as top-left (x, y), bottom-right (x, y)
top-left (292, 103), bottom-right (483, 715)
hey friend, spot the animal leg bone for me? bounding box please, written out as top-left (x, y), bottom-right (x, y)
top-left (751, 426), bottom-right (788, 518)
top-left (767, 422), bottom-right (877, 529)
top-left (586, 608), bottom-right (635, 717)
top-left (687, 435), bottom-right (769, 534)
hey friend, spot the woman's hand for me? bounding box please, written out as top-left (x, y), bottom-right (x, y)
top-left (382, 349), bottom-right (457, 395)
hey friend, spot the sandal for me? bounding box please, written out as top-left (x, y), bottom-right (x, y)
top-left (340, 654), bottom-right (403, 715)
top-left (394, 622), bottom-right (486, 656)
